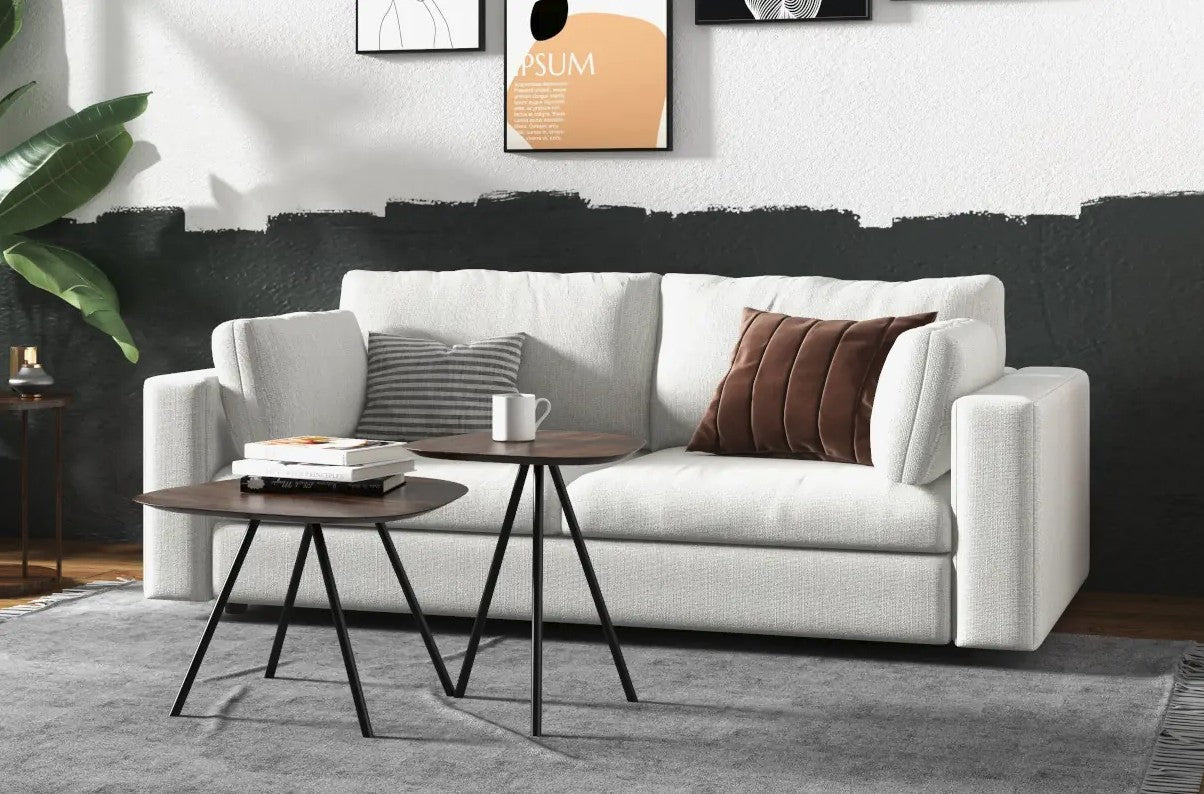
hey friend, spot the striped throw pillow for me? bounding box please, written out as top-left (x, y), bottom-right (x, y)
top-left (355, 332), bottom-right (526, 441)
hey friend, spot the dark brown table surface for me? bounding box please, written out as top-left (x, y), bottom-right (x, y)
top-left (0, 391), bottom-right (72, 410)
top-left (407, 431), bottom-right (643, 466)
top-left (134, 477), bottom-right (468, 526)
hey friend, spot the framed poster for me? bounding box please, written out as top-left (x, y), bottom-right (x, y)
top-left (357, 0), bottom-right (485, 53)
top-left (505, 1), bottom-right (672, 152)
top-left (696, 0), bottom-right (871, 24)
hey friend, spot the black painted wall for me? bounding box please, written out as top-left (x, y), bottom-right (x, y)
top-left (1, 191), bottom-right (1201, 596)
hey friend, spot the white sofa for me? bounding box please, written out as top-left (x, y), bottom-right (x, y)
top-left (143, 270), bottom-right (1089, 652)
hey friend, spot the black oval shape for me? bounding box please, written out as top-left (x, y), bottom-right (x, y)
top-left (530, 0), bottom-right (568, 41)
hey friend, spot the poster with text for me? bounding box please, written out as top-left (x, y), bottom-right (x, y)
top-left (505, 0), bottom-right (671, 152)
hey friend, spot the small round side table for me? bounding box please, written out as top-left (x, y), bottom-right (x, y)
top-left (408, 430), bottom-right (644, 737)
top-left (1, 390), bottom-right (69, 596)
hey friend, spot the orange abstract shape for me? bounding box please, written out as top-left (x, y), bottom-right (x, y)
top-left (507, 13), bottom-right (667, 150)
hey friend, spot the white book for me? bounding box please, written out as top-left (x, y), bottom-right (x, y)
top-left (243, 436), bottom-right (413, 466)
top-left (232, 458), bottom-right (415, 483)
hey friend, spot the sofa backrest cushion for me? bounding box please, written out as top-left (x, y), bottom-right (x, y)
top-left (652, 274), bottom-right (1005, 450)
top-left (341, 270), bottom-right (661, 441)
top-left (872, 318), bottom-right (1002, 485)
top-left (212, 310), bottom-right (368, 449)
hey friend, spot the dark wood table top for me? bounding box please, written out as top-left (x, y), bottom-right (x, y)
top-left (0, 390), bottom-right (71, 410)
top-left (134, 477), bottom-right (468, 526)
top-left (408, 431), bottom-right (644, 466)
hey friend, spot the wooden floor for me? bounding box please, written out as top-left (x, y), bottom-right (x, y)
top-left (1, 541), bottom-right (1202, 641)
top-left (0, 542), bottom-right (143, 610)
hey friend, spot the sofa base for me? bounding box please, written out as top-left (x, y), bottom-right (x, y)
top-left (212, 523), bottom-right (953, 645)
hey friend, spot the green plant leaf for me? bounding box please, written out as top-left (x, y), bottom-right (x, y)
top-left (0, 80), bottom-right (34, 121)
top-left (2, 238), bottom-right (138, 362)
top-left (0, 126), bottom-right (133, 233)
top-left (0, 0), bottom-right (22, 54)
top-left (0, 92), bottom-right (148, 194)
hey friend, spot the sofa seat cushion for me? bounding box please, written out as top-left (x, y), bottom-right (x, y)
top-left (566, 447), bottom-right (951, 553)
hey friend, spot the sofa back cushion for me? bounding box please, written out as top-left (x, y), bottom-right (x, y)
top-left (872, 318), bottom-right (1002, 485)
top-left (341, 270), bottom-right (661, 441)
top-left (212, 310), bottom-right (368, 448)
top-left (652, 274), bottom-right (1005, 450)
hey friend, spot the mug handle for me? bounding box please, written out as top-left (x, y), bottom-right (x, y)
top-left (534, 398), bottom-right (552, 429)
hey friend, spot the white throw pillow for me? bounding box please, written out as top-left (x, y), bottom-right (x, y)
top-left (871, 319), bottom-right (1002, 485)
top-left (212, 310), bottom-right (368, 448)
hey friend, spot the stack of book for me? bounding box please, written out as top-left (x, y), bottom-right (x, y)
top-left (232, 436), bottom-right (415, 497)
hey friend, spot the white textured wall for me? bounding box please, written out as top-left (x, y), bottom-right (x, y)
top-left (10, 0), bottom-right (1204, 230)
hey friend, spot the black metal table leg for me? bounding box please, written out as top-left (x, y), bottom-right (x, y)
top-left (531, 465), bottom-right (544, 736)
top-left (171, 519), bottom-right (260, 717)
top-left (376, 522), bottom-right (455, 696)
top-left (455, 464), bottom-right (529, 697)
top-left (550, 466), bottom-right (638, 703)
top-left (310, 524), bottom-right (373, 738)
top-left (265, 524), bottom-right (314, 679)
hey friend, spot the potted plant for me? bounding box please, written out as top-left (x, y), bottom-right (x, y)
top-left (0, 0), bottom-right (148, 363)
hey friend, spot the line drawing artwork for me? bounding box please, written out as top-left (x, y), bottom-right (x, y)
top-left (744, 0), bottom-right (823, 19)
top-left (377, 0), bottom-right (455, 50)
top-left (379, 0), bottom-right (403, 48)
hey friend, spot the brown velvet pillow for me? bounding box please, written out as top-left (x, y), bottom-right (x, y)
top-left (687, 308), bottom-right (937, 465)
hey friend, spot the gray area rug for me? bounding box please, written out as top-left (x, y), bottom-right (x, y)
top-left (0, 585), bottom-right (1192, 793)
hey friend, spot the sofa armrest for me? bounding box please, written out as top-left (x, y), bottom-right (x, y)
top-left (143, 369), bottom-right (236, 601)
top-left (951, 367), bottom-right (1089, 650)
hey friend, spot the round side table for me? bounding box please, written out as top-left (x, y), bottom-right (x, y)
top-left (408, 430), bottom-right (644, 737)
top-left (1, 390), bottom-right (69, 596)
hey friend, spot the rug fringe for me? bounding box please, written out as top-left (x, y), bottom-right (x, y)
top-left (1142, 642), bottom-right (1204, 793)
top-left (0, 578), bottom-right (138, 624)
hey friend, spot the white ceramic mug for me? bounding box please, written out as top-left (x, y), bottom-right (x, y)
top-left (492, 393), bottom-right (551, 442)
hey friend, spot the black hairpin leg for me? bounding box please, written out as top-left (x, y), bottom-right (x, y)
top-left (171, 519), bottom-right (260, 717)
top-left (311, 524), bottom-right (373, 738)
top-left (455, 464), bottom-right (530, 697)
top-left (376, 522), bottom-right (455, 696)
top-left (265, 524), bottom-right (314, 679)
top-left (550, 466), bottom-right (638, 703)
top-left (531, 465), bottom-right (545, 736)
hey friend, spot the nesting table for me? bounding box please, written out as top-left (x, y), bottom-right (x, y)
top-left (408, 430), bottom-right (643, 736)
top-left (134, 477), bottom-right (468, 738)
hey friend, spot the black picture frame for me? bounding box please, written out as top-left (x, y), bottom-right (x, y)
top-left (356, 0), bottom-right (486, 54)
top-left (695, 0), bottom-right (872, 25)
top-left (504, 0), bottom-right (674, 153)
